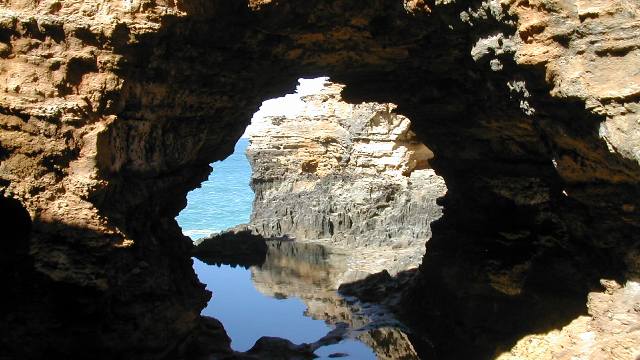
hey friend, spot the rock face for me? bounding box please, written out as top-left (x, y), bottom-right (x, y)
top-left (246, 81), bottom-right (446, 273)
top-left (0, 0), bottom-right (639, 359)
top-left (496, 279), bottom-right (640, 360)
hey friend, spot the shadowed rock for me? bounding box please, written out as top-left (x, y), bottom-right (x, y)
top-left (193, 229), bottom-right (269, 268)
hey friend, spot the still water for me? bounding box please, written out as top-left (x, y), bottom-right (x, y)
top-left (176, 138), bottom-right (254, 240)
top-left (177, 138), bottom-right (383, 358)
top-left (194, 250), bottom-right (377, 358)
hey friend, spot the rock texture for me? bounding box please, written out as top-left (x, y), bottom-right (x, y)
top-left (246, 81), bottom-right (446, 273)
top-left (192, 229), bottom-right (268, 268)
top-left (0, 0), bottom-right (639, 359)
top-left (496, 279), bottom-right (640, 360)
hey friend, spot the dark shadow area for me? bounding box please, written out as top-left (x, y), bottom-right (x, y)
top-left (0, 195), bottom-right (31, 265)
top-left (0, 198), bottom-right (109, 359)
top-left (333, 60), bottom-right (640, 356)
top-left (391, 40), bottom-right (639, 359)
top-left (320, 5), bottom-right (639, 359)
top-left (0, 214), bottom-right (230, 360)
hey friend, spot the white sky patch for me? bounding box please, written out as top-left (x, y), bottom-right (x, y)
top-left (243, 77), bottom-right (329, 138)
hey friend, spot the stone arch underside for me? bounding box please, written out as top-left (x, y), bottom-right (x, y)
top-left (0, 1), bottom-right (639, 359)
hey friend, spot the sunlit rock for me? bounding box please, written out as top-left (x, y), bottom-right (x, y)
top-left (245, 80), bottom-right (447, 275)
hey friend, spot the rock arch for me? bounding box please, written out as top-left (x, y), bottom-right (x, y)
top-left (0, 1), bottom-right (639, 359)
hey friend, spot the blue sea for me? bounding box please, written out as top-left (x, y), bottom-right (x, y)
top-left (176, 138), bottom-right (376, 359)
top-left (176, 138), bottom-right (254, 240)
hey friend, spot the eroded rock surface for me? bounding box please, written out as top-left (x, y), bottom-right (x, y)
top-left (246, 81), bottom-right (446, 274)
top-left (0, 0), bottom-right (639, 359)
top-left (497, 280), bottom-right (640, 360)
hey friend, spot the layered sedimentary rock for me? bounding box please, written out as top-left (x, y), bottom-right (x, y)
top-left (0, 2), bottom-right (233, 358)
top-left (0, 0), bottom-right (639, 359)
top-left (245, 81), bottom-right (446, 273)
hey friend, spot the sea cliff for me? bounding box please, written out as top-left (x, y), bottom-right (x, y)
top-left (245, 81), bottom-right (446, 274)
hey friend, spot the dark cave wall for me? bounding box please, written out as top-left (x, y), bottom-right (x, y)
top-left (0, 0), bottom-right (639, 358)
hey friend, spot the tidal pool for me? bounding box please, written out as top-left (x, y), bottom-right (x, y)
top-left (193, 240), bottom-right (420, 359)
top-left (179, 137), bottom-right (418, 359)
top-left (194, 258), bottom-right (376, 358)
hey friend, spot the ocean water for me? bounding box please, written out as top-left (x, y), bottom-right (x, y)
top-left (176, 137), bottom-right (376, 359)
top-left (176, 138), bottom-right (254, 239)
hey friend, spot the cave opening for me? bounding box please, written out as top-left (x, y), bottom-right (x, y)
top-left (2, 1), bottom-right (640, 359)
top-left (168, 65), bottom-right (640, 359)
top-left (175, 77), bottom-right (445, 358)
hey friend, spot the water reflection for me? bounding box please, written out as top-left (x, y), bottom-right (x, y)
top-left (195, 240), bottom-right (419, 359)
top-left (195, 260), bottom-right (330, 351)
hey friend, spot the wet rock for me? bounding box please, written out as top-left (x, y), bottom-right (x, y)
top-left (174, 317), bottom-right (233, 359)
top-left (245, 337), bottom-right (317, 360)
top-left (234, 325), bottom-right (349, 360)
top-left (193, 229), bottom-right (268, 268)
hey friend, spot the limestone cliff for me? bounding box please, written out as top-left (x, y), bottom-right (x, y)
top-left (246, 81), bottom-right (446, 273)
top-left (0, 0), bottom-right (639, 359)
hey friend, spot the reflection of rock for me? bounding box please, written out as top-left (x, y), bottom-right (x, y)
top-left (247, 82), bottom-right (447, 274)
top-left (254, 240), bottom-right (341, 293)
top-left (250, 241), bottom-right (420, 360)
